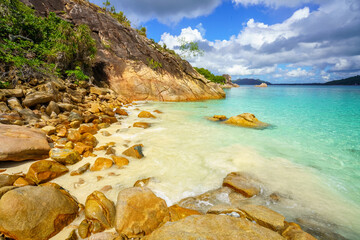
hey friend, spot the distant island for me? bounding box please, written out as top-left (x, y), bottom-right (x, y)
top-left (233, 75), bottom-right (360, 86)
top-left (233, 78), bottom-right (272, 85)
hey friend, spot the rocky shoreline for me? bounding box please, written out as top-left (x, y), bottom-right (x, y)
top-left (0, 77), bottom-right (329, 240)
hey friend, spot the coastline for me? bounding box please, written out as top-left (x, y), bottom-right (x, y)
top-left (1, 97), bottom-right (359, 239)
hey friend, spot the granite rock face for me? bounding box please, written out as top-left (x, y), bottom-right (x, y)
top-left (143, 214), bottom-right (285, 240)
top-left (0, 124), bottom-right (50, 161)
top-left (21, 0), bottom-right (225, 102)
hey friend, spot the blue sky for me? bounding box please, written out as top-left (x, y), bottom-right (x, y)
top-left (90, 0), bottom-right (360, 83)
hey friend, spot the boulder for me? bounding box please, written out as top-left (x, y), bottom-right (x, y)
top-left (115, 108), bottom-right (128, 116)
top-left (255, 83), bottom-right (268, 87)
top-left (74, 142), bottom-right (93, 155)
top-left (46, 101), bottom-right (60, 116)
top-left (138, 111), bottom-right (156, 118)
top-left (224, 113), bottom-right (269, 129)
top-left (0, 113), bottom-right (22, 125)
top-left (70, 163), bottom-right (90, 176)
top-left (18, 108), bottom-right (39, 125)
top-left (78, 219), bottom-right (91, 239)
top-left (169, 205), bottom-right (201, 222)
top-left (58, 103), bottom-right (77, 112)
top-left (67, 129), bottom-right (82, 142)
top-left (0, 185), bottom-right (78, 240)
top-left (239, 205), bottom-right (285, 231)
top-left (0, 102), bottom-right (10, 113)
top-left (50, 148), bottom-right (82, 165)
top-left (79, 124), bottom-right (98, 135)
top-left (223, 172), bottom-right (261, 197)
top-left (178, 187), bottom-right (246, 213)
top-left (41, 125), bottom-right (56, 135)
top-left (133, 178), bottom-right (152, 187)
top-left (90, 157), bottom-right (113, 171)
top-left (81, 133), bottom-right (98, 147)
top-left (90, 87), bottom-right (110, 96)
top-left (122, 144), bottom-right (144, 159)
top-left (26, 160), bottom-right (69, 184)
top-left (7, 97), bottom-right (23, 111)
top-left (144, 214), bottom-right (284, 240)
top-left (111, 156), bottom-right (129, 168)
top-left (115, 187), bottom-right (170, 238)
top-left (23, 92), bottom-right (53, 107)
top-left (85, 191), bottom-right (116, 229)
top-left (0, 124), bottom-right (50, 161)
top-left (68, 112), bottom-right (83, 123)
top-left (0, 89), bottom-right (24, 98)
top-left (208, 115), bottom-right (227, 121)
top-left (0, 174), bottom-right (22, 188)
top-left (133, 122), bottom-right (151, 129)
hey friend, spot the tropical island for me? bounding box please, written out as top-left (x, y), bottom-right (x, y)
top-left (1, 0), bottom-right (359, 240)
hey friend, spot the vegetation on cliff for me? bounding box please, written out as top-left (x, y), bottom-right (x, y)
top-left (194, 67), bottom-right (226, 84)
top-left (0, 0), bottom-right (96, 88)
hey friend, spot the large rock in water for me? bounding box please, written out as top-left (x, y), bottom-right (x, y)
top-left (224, 113), bottom-right (269, 129)
top-left (143, 214), bottom-right (285, 240)
top-left (22, 0), bottom-right (225, 102)
top-left (115, 187), bottom-right (170, 238)
top-left (0, 185), bottom-right (79, 240)
top-left (0, 124), bottom-right (50, 161)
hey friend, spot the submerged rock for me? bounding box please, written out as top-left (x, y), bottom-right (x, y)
top-left (222, 172), bottom-right (262, 197)
top-left (0, 185), bottom-right (78, 240)
top-left (122, 144), bottom-right (144, 159)
top-left (138, 111), bottom-right (156, 118)
top-left (224, 113), bottom-right (269, 129)
top-left (111, 156), bottom-right (129, 168)
top-left (115, 187), bottom-right (170, 238)
top-left (208, 115), bottom-right (227, 121)
top-left (143, 214), bottom-right (284, 240)
top-left (133, 122), bottom-right (151, 129)
top-left (0, 124), bottom-right (50, 161)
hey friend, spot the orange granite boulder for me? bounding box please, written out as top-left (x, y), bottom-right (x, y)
top-left (0, 185), bottom-right (78, 240)
top-left (224, 113), bottom-right (269, 129)
top-left (0, 125), bottom-right (50, 161)
top-left (26, 160), bottom-right (69, 184)
top-left (122, 144), bottom-right (144, 159)
top-left (115, 187), bottom-right (170, 238)
top-left (90, 157), bottom-right (113, 171)
top-left (222, 172), bottom-right (261, 197)
top-left (138, 111), bottom-right (156, 118)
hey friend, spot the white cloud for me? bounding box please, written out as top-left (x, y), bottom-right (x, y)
top-left (286, 68), bottom-right (313, 77)
top-left (159, 0), bottom-right (360, 82)
top-left (232, 0), bottom-right (315, 8)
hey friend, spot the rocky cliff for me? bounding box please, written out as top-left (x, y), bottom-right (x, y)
top-left (21, 0), bottom-right (225, 101)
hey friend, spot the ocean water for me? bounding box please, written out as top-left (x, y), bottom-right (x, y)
top-left (143, 85), bottom-right (360, 239)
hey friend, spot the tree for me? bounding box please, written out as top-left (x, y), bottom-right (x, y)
top-left (178, 37), bottom-right (204, 58)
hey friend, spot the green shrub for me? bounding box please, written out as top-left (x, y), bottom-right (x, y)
top-left (194, 67), bottom-right (226, 84)
top-left (0, 0), bottom-right (96, 84)
top-left (65, 66), bottom-right (89, 84)
top-left (147, 58), bottom-right (162, 70)
top-left (136, 26), bottom-right (147, 37)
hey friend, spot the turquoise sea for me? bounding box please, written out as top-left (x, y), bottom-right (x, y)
top-left (148, 85), bottom-right (360, 239)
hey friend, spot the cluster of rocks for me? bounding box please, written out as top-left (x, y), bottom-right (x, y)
top-left (0, 170), bottom-right (318, 240)
top-left (208, 112), bottom-right (270, 129)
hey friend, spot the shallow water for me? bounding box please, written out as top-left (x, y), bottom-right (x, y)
top-left (4, 86), bottom-right (360, 239)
